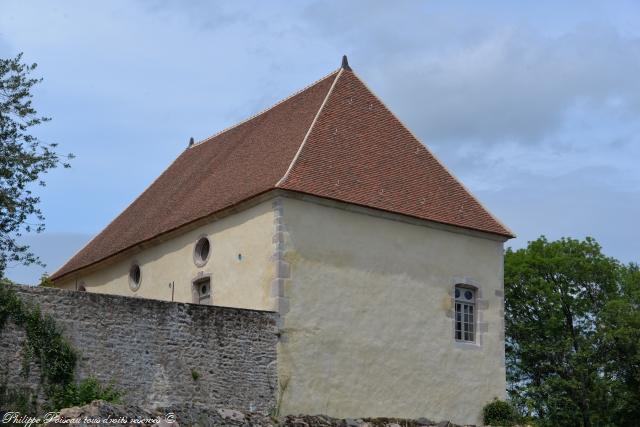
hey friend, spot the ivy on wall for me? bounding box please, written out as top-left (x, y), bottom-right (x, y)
top-left (0, 282), bottom-right (77, 386)
top-left (0, 282), bottom-right (121, 412)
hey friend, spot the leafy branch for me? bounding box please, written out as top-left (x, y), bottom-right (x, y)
top-left (0, 52), bottom-right (74, 277)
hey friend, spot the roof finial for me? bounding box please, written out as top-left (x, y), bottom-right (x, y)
top-left (341, 55), bottom-right (352, 71)
top-left (188, 137), bottom-right (194, 147)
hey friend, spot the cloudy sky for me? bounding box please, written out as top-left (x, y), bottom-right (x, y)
top-left (1, 1), bottom-right (639, 283)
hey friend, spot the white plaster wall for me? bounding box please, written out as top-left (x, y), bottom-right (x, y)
top-left (277, 197), bottom-right (506, 425)
top-left (55, 200), bottom-right (276, 311)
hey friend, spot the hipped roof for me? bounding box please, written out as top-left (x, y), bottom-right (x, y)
top-left (52, 63), bottom-right (513, 281)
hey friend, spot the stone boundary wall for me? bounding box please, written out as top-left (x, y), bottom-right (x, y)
top-left (0, 285), bottom-right (278, 419)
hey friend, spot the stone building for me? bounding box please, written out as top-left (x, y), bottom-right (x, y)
top-left (51, 57), bottom-right (514, 425)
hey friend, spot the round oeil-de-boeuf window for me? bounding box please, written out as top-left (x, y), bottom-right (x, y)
top-left (129, 264), bottom-right (142, 291)
top-left (193, 236), bottom-right (211, 267)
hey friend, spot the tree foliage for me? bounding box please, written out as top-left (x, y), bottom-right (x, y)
top-left (0, 53), bottom-right (72, 278)
top-left (505, 236), bottom-right (640, 427)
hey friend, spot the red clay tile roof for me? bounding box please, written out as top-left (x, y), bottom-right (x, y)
top-left (51, 65), bottom-right (513, 281)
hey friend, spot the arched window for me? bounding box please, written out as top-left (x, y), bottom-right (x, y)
top-left (454, 285), bottom-right (476, 342)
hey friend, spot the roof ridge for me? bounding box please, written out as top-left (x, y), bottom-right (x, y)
top-left (276, 69), bottom-right (344, 187)
top-left (348, 70), bottom-right (515, 237)
top-left (191, 69), bottom-right (340, 149)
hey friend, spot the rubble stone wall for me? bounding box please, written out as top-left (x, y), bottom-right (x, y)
top-left (0, 285), bottom-right (278, 418)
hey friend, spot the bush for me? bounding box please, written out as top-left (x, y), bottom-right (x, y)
top-left (483, 398), bottom-right (518, 426)
top-left (49, 377), bottom-right (122, 410)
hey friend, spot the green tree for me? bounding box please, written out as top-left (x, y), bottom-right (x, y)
top-left (505, 236), bottom-right (638, 426)
top-left (597, 263), bottom-right (640, 422)
top-left (0, 53), bottom-right (72, 278)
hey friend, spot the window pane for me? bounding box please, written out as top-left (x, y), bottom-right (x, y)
top-left (454, 287), bottom-right (476, 343)
top-left (455, 297), bottom-right (478, 342)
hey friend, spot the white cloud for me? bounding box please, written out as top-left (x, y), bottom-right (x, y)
top-left (0, 0), bottom-right (638, 268)
top-left (310, 14), bottom-right (640, 144)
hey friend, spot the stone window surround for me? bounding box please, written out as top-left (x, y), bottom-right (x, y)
top-left (448, 276), bottom-right (489, 350)
top-left (191, 271), bottom-right (213, 305)
top-left (193, 234), bottom-right (212, 268)
top-left (128, 261), bottom-right (142, 292)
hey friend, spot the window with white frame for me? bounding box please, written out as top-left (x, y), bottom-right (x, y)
top-left (455, 285), bottom-right (476, 342)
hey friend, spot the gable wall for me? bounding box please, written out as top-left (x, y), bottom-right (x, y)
top-left (55, 199), bottom-right (276, 311)
top-left (277, 196), bottom-right (506, 425)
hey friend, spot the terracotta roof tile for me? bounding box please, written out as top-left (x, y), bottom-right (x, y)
top-left (280, 70), bottom-right (513, 238)
top-left (52, 66), bottom-right (512, 281)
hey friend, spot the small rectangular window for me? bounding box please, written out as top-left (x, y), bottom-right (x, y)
top-left (454, 286), bottom-right (475, 342)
